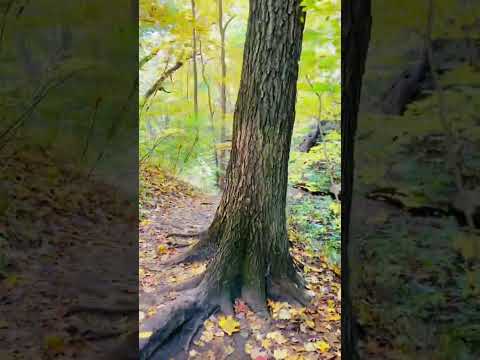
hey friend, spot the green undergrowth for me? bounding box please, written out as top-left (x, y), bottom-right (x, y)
top-left (288, 192), bottom-right (341, 266)
top-left (289, 129), bottom-right (341, 193)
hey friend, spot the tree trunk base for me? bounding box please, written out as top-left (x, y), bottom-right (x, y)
top-left (139, 271), bottom-right (310, 359)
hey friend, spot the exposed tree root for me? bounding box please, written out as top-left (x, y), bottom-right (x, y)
top-left (101, 330), bottom-right (138, 360)
top-left (165, 240), bottom-right (192, 248)
top-left (166, 230), bottom-right (208, 239)
top-left (140, 288), bottom-right (236, 359)
top-left (184, 304), bottom-right (220, 353)
top-left (269, 276), bottom-right (312, 307)
top-left (150, 273), bottom-right (205, 294)
top-left (140, 286), bottom-right (208, 360)
top-left (139, 269), bottom-right (311, 359)
top-left (160, 237), bottom-right (215, 266)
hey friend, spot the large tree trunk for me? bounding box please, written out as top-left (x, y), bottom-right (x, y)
top-left (342, 1), bottom-right (372, 359)
top-left (198, 0), bottom-right (307, 308)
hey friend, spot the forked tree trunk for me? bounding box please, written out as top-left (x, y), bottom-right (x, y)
top-left (342, 1), bottom-right (372, 359)
top-left (200, 0), bottom-right (307, 307)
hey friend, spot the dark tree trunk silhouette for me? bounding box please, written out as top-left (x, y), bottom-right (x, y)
top-left (140, 0), bottom-right (308, 357)
top-left (342, 1), bottom-right (372, 359)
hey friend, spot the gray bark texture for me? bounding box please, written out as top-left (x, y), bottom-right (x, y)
top-left (201, 0), bottom-right (307, 305)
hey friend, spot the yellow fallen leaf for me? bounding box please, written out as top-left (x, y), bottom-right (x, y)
top-left (315, 340), bottom-right (330, 352)
top-left (204, 319), bottom-right (215, 330)
top-left (278, 308), bottom-right (292, 320)
top-left (4, 275), bottom-right (19, 288)
top-left (157, 244), bottom-right (168, 255)
top-left (147, 307), bottom-right (157, 316)
top-left (332, 265), bottom-right (341, 276)
top-left (304, 342), bottom-right (316, 352)
top-left (261, 338), bottom-right (272, 349)
top-left (267, 299), bottom-right (287, 314)
top-left (326, 313), bottom-right (340, 321)
top-left (189, 349), bottom-right (199, 358)
top-left (139, 331), bottom-right (152, 339)
top-left (200, 329), bottom-right (214, 342)
top-left (218, 315), bottom-right (240, 336)
top-left (267, 331), bottom-right (287, 344)
top-left (274, 349), bottom-right (289, 359)
top-left (44, 335), bottom-right (64, 353)
top-left (290, 307), bottom-right (306, 317)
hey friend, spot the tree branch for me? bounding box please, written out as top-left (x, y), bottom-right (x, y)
top-left (139, 48), bottom-right (160, 70)
top-left (223, 15), bottom-right (235, 33)
top-left (141, 60), bottom-right (185, 112)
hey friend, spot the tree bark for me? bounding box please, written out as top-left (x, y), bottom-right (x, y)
top-left (342, 1), bottom-right (372, 359)
top-left (199, 0), bottom-right (307, 308)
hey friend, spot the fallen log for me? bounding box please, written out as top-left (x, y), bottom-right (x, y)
top-left (298, 120), bottom-right (338, 153)
top-left (380, 53), bottom-right (428, 115)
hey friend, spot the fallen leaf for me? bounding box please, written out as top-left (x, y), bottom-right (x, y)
top-left (267, 331), bottom-right (287, 344)
top-left (261, 338), bottom-right (272, 349)
top-left (326, 313), bottom-right (340, 321)
top-left (255, 356), bottom-right (269, 360)
top-left (274, 349), bottom-right (289, 359)
top-left (189, 349), bottom-right (199, 358)
top-left (278, 308), bottom-right (292, 320)
top-left (200, 329), bottom-right (214, 343)
top-left (314, 340), bottom-right (330, 352)
top-left (304, 342), bottom-right (316, 352)
top-left (44, 335), bottom-right (64, 353)
top-left (218, 316), bottom-right (240, 336)
top-left (147, 307), bottom-right (157, 316)
top-left (156, 244), bottom-right (168, 255)
top-left (234, 299), bottom-right (250, 314)
top-left (139, 331), bottom-right (152, 339)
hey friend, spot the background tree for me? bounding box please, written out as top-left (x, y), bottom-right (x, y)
top-left (217, 0), bottom-right (235, 186)
top-left (191, 0), bottom-right (199, 119)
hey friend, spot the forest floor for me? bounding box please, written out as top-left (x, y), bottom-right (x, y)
top-left (0, 146), bottom-right (138, 359)
top-left (139, 166), bottom-right (341, 360)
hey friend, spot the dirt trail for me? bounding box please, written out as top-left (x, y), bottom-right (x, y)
top-left (139, 192), bottom-right (218, 316)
